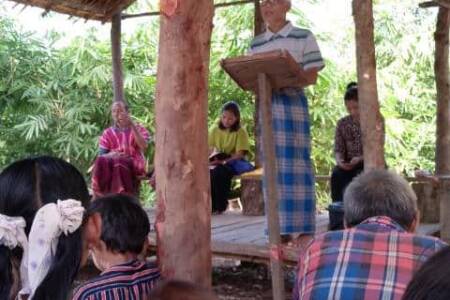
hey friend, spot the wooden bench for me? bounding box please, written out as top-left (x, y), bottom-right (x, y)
top-left (238, 168), bottom-right (440, 223)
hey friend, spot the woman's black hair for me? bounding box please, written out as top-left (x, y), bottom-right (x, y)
top-left (0, 156), bottom-right (89, 300)
top-left (86, 194), bottom-right (150, 255)
top-left (402, 246), bottom-right (450, 300)
top-left (344, 82), bottom-right (358, 102)
top-left (218, 101), bottom-right (241, 132)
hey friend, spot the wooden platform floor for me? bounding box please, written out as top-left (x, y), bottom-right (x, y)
top-left (147, 210), bottom-right (440, 265)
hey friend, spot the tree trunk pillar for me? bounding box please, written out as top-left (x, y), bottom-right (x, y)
top-left (111, 13), bottom-right (124, 103)
top-left (154, 0), bottom-right (214, 287)
top-left (352, 0), bottom-right (385, 170)
top-left (434, 7), bottom-right (450, 242)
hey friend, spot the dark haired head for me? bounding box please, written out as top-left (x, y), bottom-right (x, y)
top-left (218, 101), bottom-right (241, 132)
top-left (0, 156), bottom-right (89, 300)
top-left (112, 100), bottom-right (129, 111)
top-left (148, 280), bottom-right (219, 300)
top-left (344, 82), bottom-right (358, 102)
top-left (402, 246), bottom-right (450, 300)
top-left (87, 194), bottom-right (150, 254)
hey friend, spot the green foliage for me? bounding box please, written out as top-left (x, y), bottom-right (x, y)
top-left (0, 2), bottom-right (443, 208)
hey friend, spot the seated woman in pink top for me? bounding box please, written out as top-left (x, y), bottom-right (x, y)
top-left (91, 101), bottom-right (150, 197)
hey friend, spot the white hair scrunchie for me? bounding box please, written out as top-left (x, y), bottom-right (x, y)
top-left (0, 214), bottom-right (30, 297)
top-left (26, 199), bottom-right (85, 298)
top-left (0, 214), bottom-right (27, 249)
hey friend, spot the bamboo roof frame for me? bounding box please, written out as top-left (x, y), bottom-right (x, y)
top-left (6, 0), bottom-right (255, 22)
top-left (7, 0), bottom-right (137, 22)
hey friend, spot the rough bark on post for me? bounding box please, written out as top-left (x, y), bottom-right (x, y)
top-left (111, 13), bottom-right (124, 103)
top-left (434, 7), bottom-right (450, 242)
top-left (155, 0), bottom-right (214, 287)
top-left (352, 0), bottom-right (385, 170)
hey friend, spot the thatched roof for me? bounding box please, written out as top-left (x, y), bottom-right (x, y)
top-left (8, 0), bottom-right (137, 22)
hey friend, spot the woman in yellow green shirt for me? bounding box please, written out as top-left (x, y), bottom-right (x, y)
top-left (208, 102), bottom-right (253, 213)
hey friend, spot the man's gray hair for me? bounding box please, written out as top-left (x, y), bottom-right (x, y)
top-left (344, 169), bottom-right (418, 229)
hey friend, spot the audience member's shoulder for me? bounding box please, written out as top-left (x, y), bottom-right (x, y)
top-left (72, 275), bottom-right (106, 300)
top-left (414, 234), bottom-right (447, 250)
top-left (337, 115), bottom-right (353, 126)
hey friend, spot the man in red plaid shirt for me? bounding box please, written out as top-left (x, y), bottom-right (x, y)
top-left (293, 170), bottom-right (446, 300)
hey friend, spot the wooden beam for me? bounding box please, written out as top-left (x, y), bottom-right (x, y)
top-left (121, 0), bottom-right (254, 20)
top-left (258, 73), bottom-right (285, 300)
top-left (111, 13), bottom-right (125, 103)
top-left (434, 7), bottom-right (450, 242)
top-left (352, 0), bottom-right (385, 171)
top-left (155, 0), bottom-right (214, 288)
top-left (420, 1), bottom-right (450, 9)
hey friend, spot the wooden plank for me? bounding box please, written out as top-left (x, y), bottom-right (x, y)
top-left (147, 211), bottom-right (440, 266)
top-left (221, 50), bottom-right (308, 91)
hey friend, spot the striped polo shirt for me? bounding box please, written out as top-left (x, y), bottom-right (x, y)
top-left (249, 21), bottom-right (324, 71)
top-left (72, 260), bottom-right (160, 300)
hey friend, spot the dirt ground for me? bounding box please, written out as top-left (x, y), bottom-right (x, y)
top-left (75, 260), bottom-right (295, 300)
top-left (212, 261), bottom-right (295, 300)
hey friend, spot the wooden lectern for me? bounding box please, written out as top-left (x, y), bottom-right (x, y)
top-left (221, 50), bottom-right (309, 300)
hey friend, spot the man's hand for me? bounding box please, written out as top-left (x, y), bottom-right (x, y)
top-left (338, 160), bottom-right (353, 171)
top-left (349, 156), bottom-right (363, 167)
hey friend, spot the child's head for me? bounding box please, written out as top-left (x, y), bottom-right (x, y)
top-left (85, 194), bottom-right (150, 271)
top-left (218, 101), bottom-right (241, 132)
top-left (148, 280), bottom-right (219, 300)
top-left (344, 82), bottom-right (359, 120)
top-left (0, 156), bottom-right (89, 300)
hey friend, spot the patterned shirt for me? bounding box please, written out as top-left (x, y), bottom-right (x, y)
top-left (249, 21), bottom-right (324, 71)
top-left (334, 115), bottom-right (362, 161)
top-left (294, 216), bottom-right (447, 300)
top-left (99, 124), bottom-right (150, 176)
top-left (72, 260), bottom-right (160, 300)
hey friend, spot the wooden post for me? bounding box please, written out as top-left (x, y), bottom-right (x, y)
top-left (154, 0), bottom-right (214, 287)
top-left (254, 0), bottom-right (264, 167)
top-left (258, 73), bottom-right (285, 300)
top-left (254, 0), bottom-right (264, 36)
top-left (434, 7), bottom-right (450, 242)
top-left (111, 13), bottom-right (124, 103)
top-left (352, 0), bottom-right (385, 170)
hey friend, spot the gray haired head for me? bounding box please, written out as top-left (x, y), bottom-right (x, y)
top-left (343, 169), bottom-right (418, 230)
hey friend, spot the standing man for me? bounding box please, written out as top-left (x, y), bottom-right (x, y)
top-left (249, 0), bottom-right (324, 246)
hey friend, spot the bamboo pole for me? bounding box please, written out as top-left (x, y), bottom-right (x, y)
top-left (111, 13), bottom-right (124, 103)
top-left (154, 0), bottom-right (214, 287)
top-left (434, 7), bottom-right (450, 242)
top-left (122, 0), bottom-right (253, 20)
top-left (258, 73), bottom-right (285, 300)
top-left (352, 0), bottom-right (385, 170)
